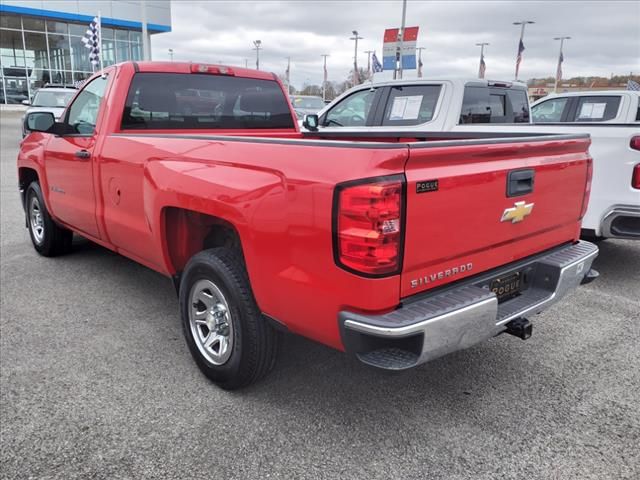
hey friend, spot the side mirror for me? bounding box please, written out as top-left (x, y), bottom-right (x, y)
top-left (302, 114), bottom-right (319, 131)
top-left (22, 99), bottom-right (30, 106)
top-left (25, 111), bottom-right (55, 133)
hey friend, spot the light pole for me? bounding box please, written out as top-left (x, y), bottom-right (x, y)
top-left (285, 56), bottom-right (291, 94)
top-left (253, 40), bottom-right (262, 70)
top-left (364, 50), bottom-right (373, 77)
top-left (168, 48), bottom-right (174, 62)
top-left (513, 20), bottom-right (534, 81)
top-left (350, 30), bottom-right (363, 85)
top-left (554, 36), bottom-right (570, 92)
top-left (475, 42), bottom-right (489, 78)
top-left (396, 0), bottom-right (408, 79)
top-left (321, 54), bottom-right (330, 102)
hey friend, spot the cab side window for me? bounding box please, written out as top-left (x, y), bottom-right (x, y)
top-left (572, 96), bottom-right (621, 122)
top-left (531, 97), bottom-right (569, 123)
top-left (323, 89), bottom-right (377, 127)
top-left (66, 75), bottom-right (109, 134)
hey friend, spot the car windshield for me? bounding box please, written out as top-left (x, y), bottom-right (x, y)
top-left (32, 90), bottom-right (76, 107)
top-left (292, 96), bottom-right (325, 109)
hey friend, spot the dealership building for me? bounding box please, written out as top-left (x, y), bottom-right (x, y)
top-left (0, 0), bottom-right (171, 103)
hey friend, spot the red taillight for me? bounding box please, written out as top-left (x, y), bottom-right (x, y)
top-left (334, 176), bottom-right (405, 276)
top-left (190, 64), bottom-right (235, 76)
top-left (632, 164), bottom-right (640, 189)
top-left (630, 136), bottom-right (640, 151)
top-left (580, 157), bottom-right (593, 219)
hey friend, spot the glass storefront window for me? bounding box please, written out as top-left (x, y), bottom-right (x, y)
top-left (102, 28), bottom-right (115, 40)
top-left (22, 17), bottom-right (46, 32)
top-left (69, 35), bottom-right (91, 73)
top-left (29, 69), bottom-right (52, 93)
top-left (46, 20), bottom-right (68, 34)
top-left (48, 34), bottom-right (72, 71)
top-left (73, 71), bottom-right (93, 83)
top-left (102, 39), bottom-right (116, 67)
top-left (131, 42), bottom-right (142, 61)
top-left (0, 14), bottom-right (21, 30)
top-left (0, 29), bottom-right (25, 67)
top-left (130, 31), bottom-right (142, 44)
top-left (69, 22), bottom-right (88, 37)
top-left (2, 76), bottom-right (29, 103)
top-left (24, 32), bottom-right (49, 70)
top-left (115, 29), bottom-right (129, 42)
top-left (115, 40), bottom-right (131, 62)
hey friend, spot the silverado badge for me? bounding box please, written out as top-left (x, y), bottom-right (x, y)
top-left (501, 201), bottom-right (534, 223)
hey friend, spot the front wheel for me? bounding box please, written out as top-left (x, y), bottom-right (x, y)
top-left (179, 248), bottom-right (279, 390)
top-left (26, 181), bottom-right (73, 256)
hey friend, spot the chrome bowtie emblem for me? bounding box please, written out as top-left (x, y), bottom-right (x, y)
top-left (501, 201), bottom-right (534, 223)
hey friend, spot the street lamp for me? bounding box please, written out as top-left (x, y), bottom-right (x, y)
top-left (513, 20), bottom-right (534, 81)
top-left (321, 54), bottom-right (330, 101)
top-left (475, 43), bottom-right (489, 79)
top-left (349, 30), bottom-right (363, 85)
top-left (253, 40), bottom-right (262, 70)
top-left (168, 48), bottom-right (174, 61)
top-left (554, 36), bottom-right (570, 92)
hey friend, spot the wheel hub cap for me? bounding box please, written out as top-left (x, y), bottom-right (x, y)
top-left (29, 196), bottom-right (45, 244)
top-left (189, 279), bottom-right (234, 365)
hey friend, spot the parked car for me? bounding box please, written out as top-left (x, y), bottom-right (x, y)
top-left (290, 94), bottom-right (325, 119)
top-left (306, 80), bottom-right (640, 241)
top-left (21, 85), bottom-right (77, 137)
top-left (18, 62), bottom-right (597, 389)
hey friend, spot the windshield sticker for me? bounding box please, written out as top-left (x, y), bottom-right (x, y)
top-left (389, 95), bottom-right (423, 120)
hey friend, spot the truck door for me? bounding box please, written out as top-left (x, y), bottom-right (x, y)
top-left (43, 74), bottom-right (109, 239)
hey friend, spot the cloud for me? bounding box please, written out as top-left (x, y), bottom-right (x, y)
top-left (151, 0), bottom-right (640, 87)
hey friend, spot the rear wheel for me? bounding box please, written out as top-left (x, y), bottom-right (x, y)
top-left (26, 181), bottom-right (73, 256)
top-left (179, 248), bottom-right (279, 390)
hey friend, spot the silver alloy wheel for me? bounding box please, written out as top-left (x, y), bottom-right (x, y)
top-left (29, 195), bottom-right (45, 245)
top-left (189, 279), bottom-right (234, 365)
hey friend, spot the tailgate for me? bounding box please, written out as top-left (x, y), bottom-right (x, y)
top-left (401, 136), bottom-right (591, 297)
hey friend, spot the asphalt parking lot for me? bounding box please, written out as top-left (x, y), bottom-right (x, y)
top-left (1, 109), bottom-right (638, 480)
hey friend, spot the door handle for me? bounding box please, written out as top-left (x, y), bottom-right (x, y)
top-left (75, 150), bottom-right (91, 160)
top-left (507, 169), bottom-right (535, 197)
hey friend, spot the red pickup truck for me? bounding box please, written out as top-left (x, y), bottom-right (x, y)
top-left (18, 62), bottom-right (598, 389)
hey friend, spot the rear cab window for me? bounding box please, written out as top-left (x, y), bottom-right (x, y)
top-left (459, 85), bottom-right (530, 124)
top-left (121, 73), bottom-right (294, 130)
top-left (572, 96), bottom-right (621, 122)
top-left (381, 85), bottom-right (442, 126)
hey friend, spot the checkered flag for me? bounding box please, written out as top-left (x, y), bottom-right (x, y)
top-left (81, 16), bottom-right (101, 69)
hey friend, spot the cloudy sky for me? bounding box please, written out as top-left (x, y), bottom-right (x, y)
top-left (151, 0), bottom-right (640, 87)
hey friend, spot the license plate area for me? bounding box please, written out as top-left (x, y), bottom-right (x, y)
top-left (490, 271), bottom-right (522, 303)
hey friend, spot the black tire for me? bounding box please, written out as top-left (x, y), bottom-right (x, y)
top-left (179, 248), bottom-right (279, 390)
top-left (25, 181), bottom-right (73, 257)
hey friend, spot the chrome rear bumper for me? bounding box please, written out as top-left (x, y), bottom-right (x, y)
top-left (601, 205), bottom-right (640, 239)
top-left (339, 241), bottom-right (599, 370)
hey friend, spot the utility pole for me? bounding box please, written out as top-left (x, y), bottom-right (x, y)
top-left (416, 46), bottom-right (425, 78)
top-left (285, 56), bottom-right (291, 94)
top-left (553, 36), bottom-right (570, 92)
top-left (168, 48), bottom-right (174, 61)
top-left (476, 42), bottom-right (489, 78)
top-left (350, 30), bottom-right (363, 85)
top-left (321, 54), bottom-right (330, 102)
top-left (395, 0), bottom-right (408, 79)
top-left (253, 40), bottom-right (262, 70)
top-left (513, 20), bottom-right (534, 81)
top-left (364, 50), bottom-right (373, 77)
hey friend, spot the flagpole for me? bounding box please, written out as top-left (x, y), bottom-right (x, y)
top-left (396, 0), bottom-right (407, 80)
top-left (97, 11), bottom-right (104, 76)
top-left (554, 36), bottom-right (570, 93)
top-left (416, 46), bottom-right (425, 78)
top-left (513, 20), bottom-right (534, 81)
top-left (285, 56), bottom-right (290, 95)
top-left (476, 42), bottom-right (489, 79)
